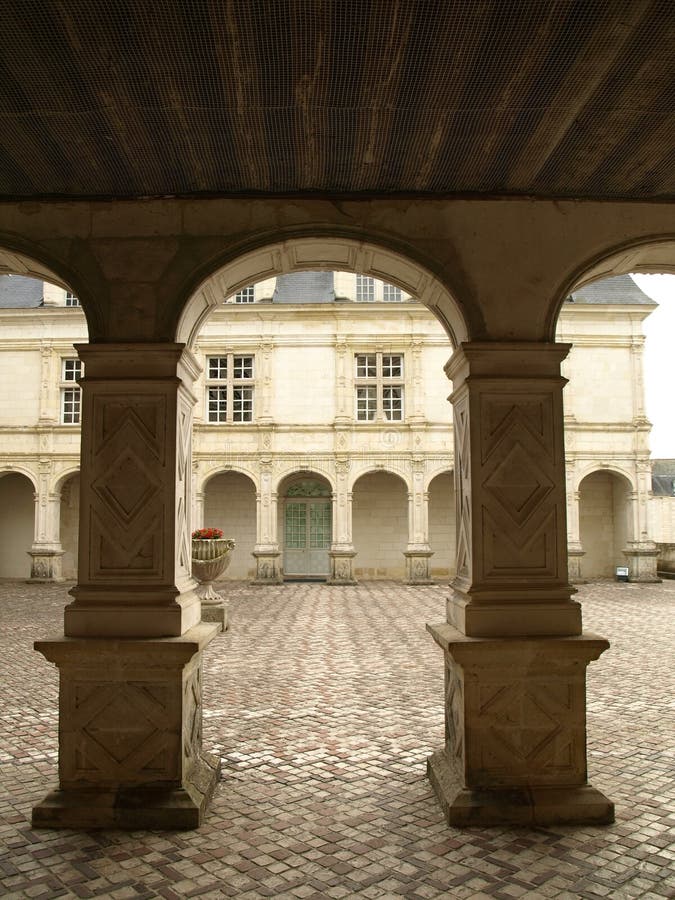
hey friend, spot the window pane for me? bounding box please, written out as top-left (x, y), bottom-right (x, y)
top-left (61, 388), bottom-right (81, 424)
top-left (382, 354), bottom-right (403, 378)
top-left (233, 387), bottom-right (253, 422)
top-left (208, 357), bottom-right (227, 379)
top-left (383, 386), bottom-right (403, 421)
top-left (62, 359), bottom-right (82, 381)
top-left (310, 502), bottom-right (331, 548)
top-left (356, 386), bottom-right (376, 421)
top-left (356, 275), bottom-right (374, 302)
top-left (382, 284), bottom-right (402, 302)
top-left (355, 354), bottom-right (376, 378)
top-left (233, 355), bottom-right (254, 379)
top-left (234, 286), bottom-right (255, 303)
top-left (207, 387), bottom-right (227, 423)
top-left (65, 292), bottom-right (80, 307)
top-left (285, 503), bottom-right (306, 549)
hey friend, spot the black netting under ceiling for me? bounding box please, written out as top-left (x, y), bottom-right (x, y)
top-left (0, 0), bottom-right (673, 199)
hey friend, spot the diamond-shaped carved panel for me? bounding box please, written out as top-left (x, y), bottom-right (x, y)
top-left (484, 442), bottom-right (554, 526)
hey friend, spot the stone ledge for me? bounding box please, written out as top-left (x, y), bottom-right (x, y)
top-left (428, 749), bottom-right (614, 827)
top-left (33, 752), bottom-right (221, 830)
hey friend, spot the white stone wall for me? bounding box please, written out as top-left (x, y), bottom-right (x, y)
top-left (428, 471), bottom-right (456, 577)
top-left (352, 472), bottom-right (408, 578)
top-left (652, 495), bottom-right (675, 543)
top-left (203, 472), bottom-right (257, 579)
top-left (0, 473), bottom-right (34, 579)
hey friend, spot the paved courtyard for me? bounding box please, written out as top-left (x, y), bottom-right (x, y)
top-left (1, 579), bottom-right (673, 899)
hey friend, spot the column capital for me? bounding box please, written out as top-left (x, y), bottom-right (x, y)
top-left (446, 341), bottom-right (572, 385)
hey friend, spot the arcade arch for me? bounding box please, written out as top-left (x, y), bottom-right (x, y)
top-left (0, 471), bottom-right (35, 579)
top-left (578, 469), bottom-right (632, 580)
top-left (202, 470), bottom-right (257, 580)
top-left (428, 471), bottom-right (456, 580)
top-left (58, 472), bottom-right (80, 580)
top-left (352, 470), bottom-right (409, 580)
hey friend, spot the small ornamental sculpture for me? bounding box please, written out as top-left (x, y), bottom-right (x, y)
top-left (191, 528), bottom-right (235, 621)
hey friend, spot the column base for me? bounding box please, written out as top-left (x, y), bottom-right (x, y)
top-left (405, 549), bottom-right (434, 585)
top-left (33, 751), bottom-right (220, 830)
top-left (623, 542), bottom-right (661, 583)
top-left (28, 549), bottom-right (65, 583)
top-left (427, 749), bottom-right (614, 827)
top-left (327, 548), bottom-right (357, 585)
top-left (252, 550), bottom-right (283, 584)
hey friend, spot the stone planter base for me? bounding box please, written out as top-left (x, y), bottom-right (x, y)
top-left (201, 602), bottom-right (228, 632)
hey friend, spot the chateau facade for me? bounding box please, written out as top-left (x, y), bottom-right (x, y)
top-left (0, 272), bottom-right (667, 585)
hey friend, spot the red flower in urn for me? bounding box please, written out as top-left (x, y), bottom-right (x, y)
top-left (192, 527), bottom-right (224, 540)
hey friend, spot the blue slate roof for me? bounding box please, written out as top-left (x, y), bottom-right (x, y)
top-left (0, 275), bottom-right (43, 308)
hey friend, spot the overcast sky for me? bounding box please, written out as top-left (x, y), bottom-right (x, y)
top-left (631, 274), bottom-right (675, 460)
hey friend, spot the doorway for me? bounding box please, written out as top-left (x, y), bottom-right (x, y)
top-left (283, 478), bottom-right (332, 579)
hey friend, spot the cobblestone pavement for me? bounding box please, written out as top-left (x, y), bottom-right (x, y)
top-left (1, 579), bottom-right (674, 899)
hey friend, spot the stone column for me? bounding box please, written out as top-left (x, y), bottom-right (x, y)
top-left (253, 460), bottom-right (282, 582)
top-left (427, 343), bottom-right (613, 826)
top-left (623, 462), bottom-right (660, 582)
top-left (328, 459), bottom-right (357, 584)
top-left (28, 461), bottom-right (65, 582)
top-left (405, 460), bottom-right (433, 584)
top-left (32, 343), bottom-right (220, 829)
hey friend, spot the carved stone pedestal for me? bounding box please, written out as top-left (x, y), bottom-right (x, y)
top-left (32, 623), bottom-right (220, 830)
top-left (328, 548), bottom-right (357, 584)
top-left (404, 548), bottom-right (434, 584)
top-left (200, 600), bottom-right (228, 632)
top-left (623, 541), bottom-right (661, 583)
top-left (252, 549), bottom-right (283, 583)
top-left (567, 542), bottom-right (587, 584)
top-left (426, 623), bottom-right (614, 826)
top-left (28, 548), bottom-right (65, 582)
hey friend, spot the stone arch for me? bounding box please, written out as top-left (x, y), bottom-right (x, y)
top-left (547, 234), bottom-right (675, 339)
top-left (176, 233), bottom-right (470, 350)
top-left (202, 470), bottom-right (257, 580)
top-left (0, 471), bottom-right (36, 579)
top-left (578, 468), bottom-right (633, 579)
top-left (199, 464), bottom-right (260, 495)
top-left (0, 238), bottom-right (101, 336)
top-left (352, 469), bottom-right (409, 579)
top-left (276, 467), bottom-right (336, 497)
top-left (349, 464), bottom-right (411, 494)
top-left (427, 469), bottom-right (456, 580)
top-left (575, 463), bottom-right (636, 495)
top-left (0, 464), bottom-right (38, 490)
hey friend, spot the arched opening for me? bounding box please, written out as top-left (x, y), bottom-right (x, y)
top-left (277, 473), bottom-right (333, 580)
top-left (177, 235), bottom-right (469, 350)
top-left (428, 471), bottom-right (455, 580)
top-left (352, 471), bottom-right (408, 579)
top-left (202, 471), bottom-right (257, 580)
top-left (0, 472), bottom-right (35, 579)
top-left (58, 473), bottom-right (80, 580)
top-left (579, 470), bottom-right (632, 579)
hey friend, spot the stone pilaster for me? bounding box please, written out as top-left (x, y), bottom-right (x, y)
top-left (405, 459), bottom-right (433, 584)
top-left (30, 464), bottom-right (66, 582)
top-left (253, 459), bottom-right (283, 583)
top-left (328, 458), bottom-right (357, 584)
top-left (427, 343), bottom-right (613, 826)
top-left (33, 343), bottom-right (220, 830)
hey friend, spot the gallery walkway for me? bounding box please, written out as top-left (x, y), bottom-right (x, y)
top-left (1, 580), bottom-right (673, 899)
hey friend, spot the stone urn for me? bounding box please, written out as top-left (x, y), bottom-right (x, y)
top-left (191, 531), bottom-right (235, 630)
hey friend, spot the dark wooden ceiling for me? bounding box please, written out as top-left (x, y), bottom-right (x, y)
top-left (0, 1), bottom-right (673, 201)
